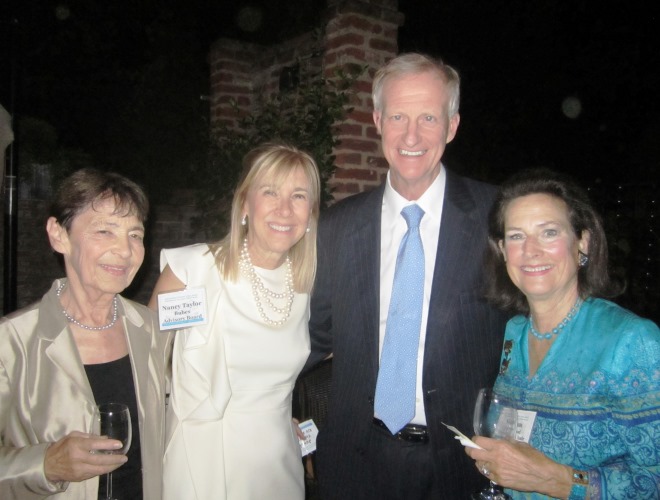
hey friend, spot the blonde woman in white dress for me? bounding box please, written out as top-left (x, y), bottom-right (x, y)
top-left (149, 143), bottom-right (320, 500)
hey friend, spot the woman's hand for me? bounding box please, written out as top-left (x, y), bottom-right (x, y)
top-left (44, 431), bottom-right (128, 483)
top-left (292, 418), bottom-right (305, 441)
top-left (465, 436), bottom-right (574, 499)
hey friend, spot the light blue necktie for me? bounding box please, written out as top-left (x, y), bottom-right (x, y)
top-left (374, 204), bottom-right (425, 434)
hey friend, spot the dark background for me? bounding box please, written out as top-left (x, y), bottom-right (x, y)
top-left (1, 0), bottom-right (658, 319)
top-left (2, 1), bottom-right (658, 186)
top-left (402, 1), bottom-right (660, 186)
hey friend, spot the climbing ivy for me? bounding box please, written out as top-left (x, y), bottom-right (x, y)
top-left (192, 64), bottom-right (363, 239)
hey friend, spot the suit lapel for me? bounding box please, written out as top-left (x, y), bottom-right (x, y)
top-left (40, 282), bottom-right (95, 404)
top-left (346, 186), bottom-right (384, 380)
top-left (427, 171), bottom-right (482, 330)
top-left (122, 300), bottom-right (168, 499)
top-left (122, 300), bottom-right (150, 425)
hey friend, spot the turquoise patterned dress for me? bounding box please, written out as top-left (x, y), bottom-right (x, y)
top-left (494, 298), bottom-right (660, 499)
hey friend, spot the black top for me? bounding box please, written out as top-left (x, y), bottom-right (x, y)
top-left (85, 355), bottom-right (142, 500)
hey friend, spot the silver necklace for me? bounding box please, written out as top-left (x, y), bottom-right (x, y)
top-left (529, 297), bottom-right (583, 340)
top-left (56, 282), bottom-right (119, 331)
top-left (239, 238), bottom-right (294, 327)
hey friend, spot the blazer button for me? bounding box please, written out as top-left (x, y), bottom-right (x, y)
top-left (368, 396), bottom-right (374, 404)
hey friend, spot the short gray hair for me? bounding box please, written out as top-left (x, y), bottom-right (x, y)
top-left (372, 53), bottom-right (460, 117)
top-left (50, 168), bottom-right (149, 230)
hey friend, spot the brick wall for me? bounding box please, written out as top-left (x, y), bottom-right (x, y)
top-left (323, 0), bottom-right (402, 198)
top-left (1, 0), bottom-right (405, 311)
top-left (209, 0), bottom-right (403, 201)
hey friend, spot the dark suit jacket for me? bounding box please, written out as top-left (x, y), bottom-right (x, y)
top-left (308, 169), bottom-right (510, 499)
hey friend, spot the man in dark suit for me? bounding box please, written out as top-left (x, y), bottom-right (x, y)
top-left (307, 53), bottom-right (510, 499)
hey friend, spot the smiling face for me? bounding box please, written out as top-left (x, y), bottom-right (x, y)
top-left (242, 166), bottom-right (312, 269)
top-left (49, 197), bottom-right (145, 300)
top-left (499, 193), bottom-right (589, 307)
top-left (373, 70), bottom-right (460, 200)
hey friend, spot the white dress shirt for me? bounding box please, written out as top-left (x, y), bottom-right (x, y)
top-left (378, 167), bottom-right (446, 426)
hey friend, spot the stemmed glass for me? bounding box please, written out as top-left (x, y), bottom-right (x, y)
top-left (472, 388), bottom-right (518, 500)
top-left (96, 403), bottom-right (132, 500)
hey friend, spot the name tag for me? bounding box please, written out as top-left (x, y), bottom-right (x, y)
top-left (515, 410), bottom-right (536, 443)
top-left (157, 288), bottom-right (208, 331)
top-left (298, 419), bottom-right (319, 456)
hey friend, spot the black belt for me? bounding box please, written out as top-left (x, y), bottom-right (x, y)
top-left (373, 418), bottom-right (429, 443)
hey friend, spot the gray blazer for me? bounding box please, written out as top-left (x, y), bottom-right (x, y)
top-left (0, 279), bottom-right (172, 499)
top-left (308, 169), bottom-right (510, 499)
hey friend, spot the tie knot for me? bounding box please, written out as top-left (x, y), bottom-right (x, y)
top-left (401, 204), bottom-right (424, 229)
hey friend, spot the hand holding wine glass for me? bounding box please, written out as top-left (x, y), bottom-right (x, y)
top-left (472, 388), bottom-right (518, 500)
top-left (43, 430), bottom-right (124, 485)
top-left (97, 403), bottom-right (132, 500)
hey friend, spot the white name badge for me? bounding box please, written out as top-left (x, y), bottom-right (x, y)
top-left (515, 409), bottom-right (537, 444)
top-left (157, 287), bottom-right (208, 331)
top-left (298, 419), bottom-right (319, 457)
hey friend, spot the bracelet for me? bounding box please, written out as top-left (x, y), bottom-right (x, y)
top-left (568, 469), bottom-right (588, 500)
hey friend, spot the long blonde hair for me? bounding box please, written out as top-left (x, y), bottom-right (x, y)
top-left (209, 142), bottom-right (321, 293)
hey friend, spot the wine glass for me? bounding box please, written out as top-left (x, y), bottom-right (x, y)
top-left (472, 388), bottom-right (518, 500)
top-left (97, 403), bottom-right (132, 500)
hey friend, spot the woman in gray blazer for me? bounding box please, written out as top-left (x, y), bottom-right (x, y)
top-left (0, 169), bottom-right (171, 499)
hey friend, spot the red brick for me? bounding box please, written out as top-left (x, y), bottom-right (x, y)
top-left (349, 79), bottom-right (370, 95)
top-left (330, 181), bottom-right (361, 195)
top-left (366, 125), bottom-right (380, 140)
top-left (326, 33), bottom-right (366, 50)
top-left (342, 14), bottom-right (378, 32)
top-left (335, 152), bottom-right (362, 165)
top-left (348, 110), bottom-right (375, 125)
top-left (340, 138), bottom-right (379, 153)
top-left (336, 123), bottom-right (364, 136)
top-left (334, 167), bottom-right (379, 181)
top-left (369, 38), bottom-right (398, 53)
top-left (367, 156), bottom-right (389, 170)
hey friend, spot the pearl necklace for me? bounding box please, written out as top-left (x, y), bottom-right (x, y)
top-left (56, 282), bottom-right (119, 331)
top-left (529, 298), bottom-right (583, 340)
top-left (239, 238), bottom-right (294, 327)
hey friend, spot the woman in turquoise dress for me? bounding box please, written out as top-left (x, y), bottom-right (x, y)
top-left (465, 168), bottom-right (660, 499)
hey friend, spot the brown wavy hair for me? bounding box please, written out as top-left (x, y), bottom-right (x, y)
top-left (50, 168), bottom-right (149, 230)
top-left (484, 167), bottom-right (622, 314)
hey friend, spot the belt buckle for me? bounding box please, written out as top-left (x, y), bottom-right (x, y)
top-left (373, 418), bottom-right (428, 443)
top-left (397, 425), bottom-right (428, 443)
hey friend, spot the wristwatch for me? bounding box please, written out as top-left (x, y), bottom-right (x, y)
top-left (568, 469), bottom-right (588, 500)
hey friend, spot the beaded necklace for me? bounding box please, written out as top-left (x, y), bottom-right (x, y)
top-left (56, 282), bottom-right (119, 331)
top-left (239, 238), bottom-right (294, 327)
top-left (529, 297), bottom-right (583, 340)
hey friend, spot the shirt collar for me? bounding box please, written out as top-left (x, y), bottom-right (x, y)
top-left (384, 166), bottom-right (446, 222)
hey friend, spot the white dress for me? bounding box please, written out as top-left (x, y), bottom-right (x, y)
top-left (161, 244), bottom-right (309, 500)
